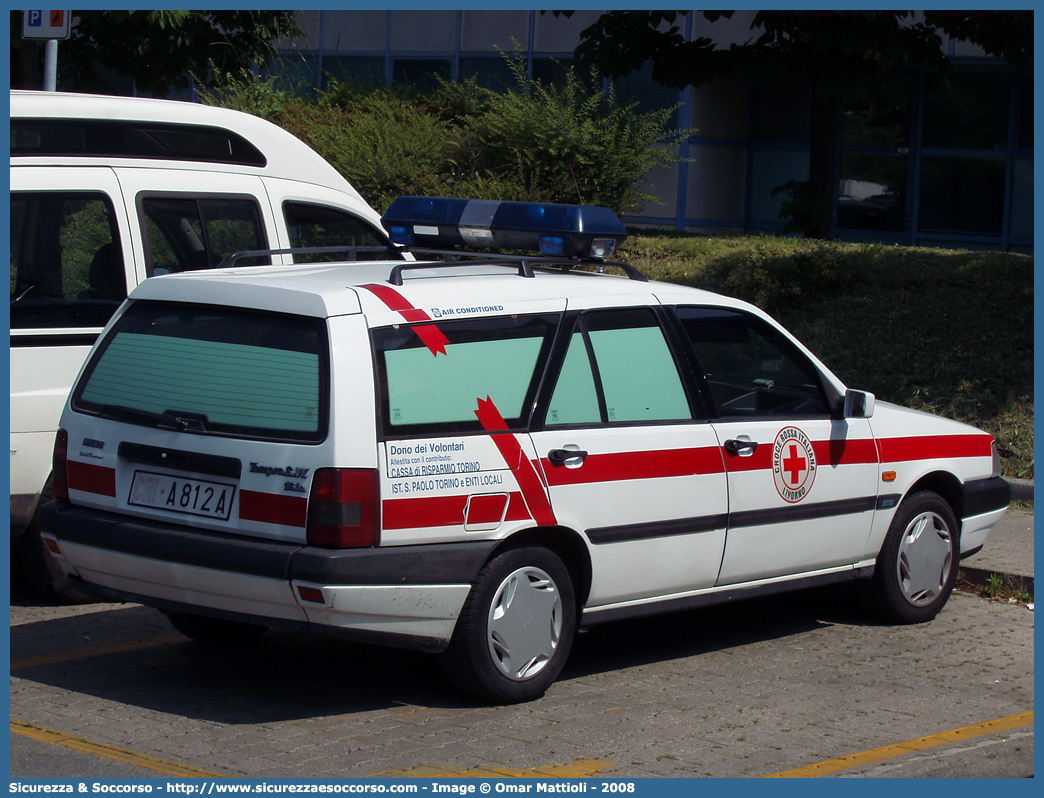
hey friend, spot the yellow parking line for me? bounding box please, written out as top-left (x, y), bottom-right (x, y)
top-left (764, 711), bottom-right (1034, 777)
top-left (375, 758), bottom-right (616, 778)
top-left (10, 635), bottom-right (185, 671)
top-left (11, 719), bottom-right (225, 778)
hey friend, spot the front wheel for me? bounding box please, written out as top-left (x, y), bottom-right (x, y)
top-left (870, 491), bottom-right (959, 624)
top-left (442, 546), bottom-right (576, 704)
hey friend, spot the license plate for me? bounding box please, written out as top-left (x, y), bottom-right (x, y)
top-left (129, 470), bottom-right (236, 521)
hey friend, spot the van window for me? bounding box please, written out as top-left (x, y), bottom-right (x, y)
top-left (374, 314), bottom-right (558, 435)
top-left (73, 301), bottom-right (328, 443)
top-left (10, 191), bottom-right (126, 330)
top-left (11, 119), bottom-right (267, 167)
top-left (675, 307), bottom-right (830, 418)
top-left (546, 309), bottom-right (693, 425)
top-left (283, 202), bottom-right (395, 262)
top-left (140, 195), bottom-right (268, 275)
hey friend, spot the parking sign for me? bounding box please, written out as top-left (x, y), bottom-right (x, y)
top-left (22, 10), bottom-right (71, 39)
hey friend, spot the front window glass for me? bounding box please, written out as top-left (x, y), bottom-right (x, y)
top-left (374, 314), bottom-right (558, 435)
top-left (283, 202), bottom-right (395, 262)
top-left (10, 191), bottom-right (126, 329)
top-left (676, 307), bottom-right (829, 418)
top-left (74, 302), bottom-right (328, 443)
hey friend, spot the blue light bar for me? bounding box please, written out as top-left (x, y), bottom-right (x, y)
top-left (381, 196), bottom-right (628, 259)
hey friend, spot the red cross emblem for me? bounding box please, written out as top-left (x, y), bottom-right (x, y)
top-left (772, 427), bottom-right (817, 503)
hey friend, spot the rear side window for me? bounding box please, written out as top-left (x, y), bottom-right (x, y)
top-left (373, 314), bottom-right (559, 435)
top-left (675, 306), bottom-right (830, 418)
top-left (283, 202), bottom-right (396, 262)
top-left (139, 195), bottom-right (268, 275)
top-left (10, 191), bottom-right (127, 329)
top-left (546, 308), bottom-right (693, 425)
top-left (73, 302), bottom-right (328, 443)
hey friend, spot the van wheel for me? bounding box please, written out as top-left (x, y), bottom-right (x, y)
top-left (167, 611), bottom-right (268, 645)
top-left (15, 525), bottom-right (65, 596)
top-left (15, 487), bottom-right (67, 597)
top-left (870, 491), bottom-right (959, 624)
top-left (442, 546), bottom-right (576, 704)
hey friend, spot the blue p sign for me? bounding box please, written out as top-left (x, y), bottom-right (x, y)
top-left (27, 10), bottom-right (42, 26)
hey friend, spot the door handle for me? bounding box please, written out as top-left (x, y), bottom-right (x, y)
top-left (547, 447), bottom-right (588, 466)
top-left (724, 438), bottom-right (759, 456)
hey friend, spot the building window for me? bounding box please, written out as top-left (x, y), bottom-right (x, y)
top-left (922, 68), bottom-right (1010, 151)
top-left (918, 156), bottom-right (1006, 236)
top-left (837, 153), bottom-right (908, 232)
top-left (392, 59), bottom-right (451, 91)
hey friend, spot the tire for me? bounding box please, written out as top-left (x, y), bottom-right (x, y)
top-left (15, 486), bottom-right (67, 597)
top-left (869, 491), bottom-right (959, 624)
top-left (442, 546), bottom-right (576, 704)
top-left (167, 611), bottom-right (268, 645)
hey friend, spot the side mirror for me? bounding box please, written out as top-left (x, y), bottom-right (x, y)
top-left (843, 389), bottom-right (876, 419)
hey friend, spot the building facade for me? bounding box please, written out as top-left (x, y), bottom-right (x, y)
top-left (279, 10), bottom-right (1032, 252)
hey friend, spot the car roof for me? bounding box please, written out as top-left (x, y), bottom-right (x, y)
top-left (126, 259), bottom-right (756, 320)
top-left (10, 90), bottom-right (378, 224)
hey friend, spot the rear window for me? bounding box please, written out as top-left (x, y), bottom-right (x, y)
top-left (73, 302), bottom-right (328, 443)
top-left (373, 314), bottom-right (559, 436)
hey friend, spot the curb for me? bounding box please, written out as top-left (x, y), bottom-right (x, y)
top-left (1007, 477), bottom-right (1033, 503)
top-left (957, 566), bottom-right (1034, 600)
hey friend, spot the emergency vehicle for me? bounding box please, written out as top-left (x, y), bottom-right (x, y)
top-left (39, 197), bottom-right (1010, 703)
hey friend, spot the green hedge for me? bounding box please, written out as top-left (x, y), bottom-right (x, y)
top-left (202, 57), bottom-right (684, 215)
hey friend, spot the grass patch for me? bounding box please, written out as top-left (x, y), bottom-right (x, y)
top-left (619, 233), bottom-right (1034, 479)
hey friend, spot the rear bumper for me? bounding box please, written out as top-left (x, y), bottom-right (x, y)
top-left (38, 502), bottom-right (496, 651)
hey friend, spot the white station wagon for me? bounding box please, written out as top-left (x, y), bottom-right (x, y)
top-left (39, 197), bottom-right (1010, 703)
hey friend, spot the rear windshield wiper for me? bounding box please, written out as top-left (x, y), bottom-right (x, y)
top-left (101, 405), bottom-right (209, 432)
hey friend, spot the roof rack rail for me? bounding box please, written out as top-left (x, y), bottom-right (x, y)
top-left (217, 244), bottom-right (402, 269)
top-left (389, 248), bottom-right (647, 286)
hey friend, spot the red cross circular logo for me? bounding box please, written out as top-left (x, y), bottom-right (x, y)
top-left (772, 427), bottom-right (817, 503)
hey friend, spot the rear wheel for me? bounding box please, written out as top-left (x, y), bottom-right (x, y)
top-left (15, 486), bottom-right (66, 597)
top-left (442, 546), bottom-right (576, 704)
top-left (167, 611), bottom-right (268, 645)
top-left (870, 491), bottom-right (959, 624)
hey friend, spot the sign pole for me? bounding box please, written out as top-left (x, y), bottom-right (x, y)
top-left (43, 38), bottom-right (58, 91)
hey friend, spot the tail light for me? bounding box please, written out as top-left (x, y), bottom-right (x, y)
top-left (52, 428), bottom-right (69, 502)
top-left (307, 468), bottom-right (380, 548)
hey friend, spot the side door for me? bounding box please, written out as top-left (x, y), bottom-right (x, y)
top-left (112, 169), bottom-right (280, 281)
top-left (673, 306), bottom-right (880, 585)
top-left (10, 166), bottom-right (134, 502)
top-left (529, 304), bottom-right (728, 610)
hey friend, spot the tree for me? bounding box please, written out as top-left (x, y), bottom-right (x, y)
top-left (571, 10), bottom-right (1033, 238)
top-left (10, 10), bottom-right (300, 98)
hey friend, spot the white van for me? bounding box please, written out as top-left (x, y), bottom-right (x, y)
top-left (10, 90), bottom-right (394, 589)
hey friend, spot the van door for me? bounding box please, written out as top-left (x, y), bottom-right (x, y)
top-left (112, 169), bottom-right (280, 279)
top-left (529, 306), bottom-right (728, 610)
top-left (673, 306), bottom-right (880, 585)
top-left (10, 166), bottom-right (134, 507)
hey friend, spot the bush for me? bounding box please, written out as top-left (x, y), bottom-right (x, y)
top-left (201, 55), bottom-right (686, 215)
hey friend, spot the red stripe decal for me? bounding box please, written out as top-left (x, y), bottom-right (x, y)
top-left (382, 492), bottom-right (530, 530)
top-left (360, 283), bottom-right (449, 356)
top-left (476, 397), bottom-right (557, 527)
top-left (383, 495), bottom-right (467, 530)
top-left (239, 490), bottom-right (307, 528)
top-left (542, 447), bottom-right (726, 487)
top-left (877, 434), bottom-right (993, 464)
top-left (812, 438), bottom-right (880, 468)
top-left (68, 461), bottom-right (116, 497)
